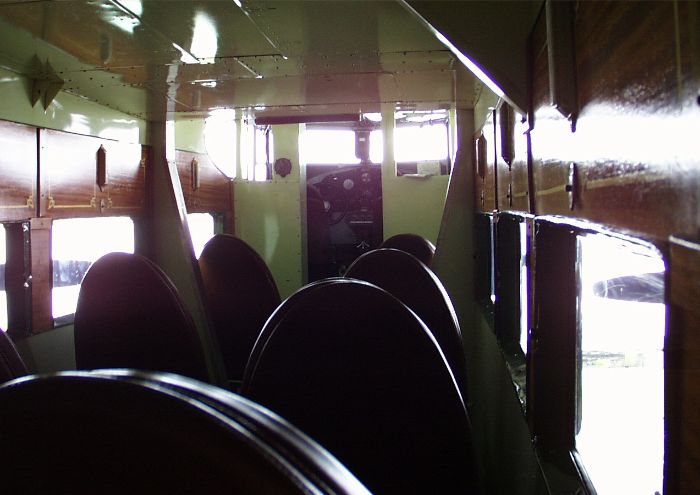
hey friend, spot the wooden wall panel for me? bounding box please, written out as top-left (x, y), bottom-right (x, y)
top-left (477, 109), bottom-right (497, 213)
top-left (39, 130), bottom-right (144, 218)
top-left (175, 150), bottom-right (233, 214)
top-left (510, 109), bottom-right (530, 212)
top-left (667, 236), bottom-right (700, 495)
top-left (100, 141), bottom-right (146, 217)
top-left (528, 0), bottom-right (699, 242)
top-left (496, 103), bottom-right (531, 213)
top-left (0, 121), bottom-right (36, 221)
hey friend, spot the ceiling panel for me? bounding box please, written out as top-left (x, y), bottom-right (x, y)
top-left (0, 0), bottom-right (473, 119)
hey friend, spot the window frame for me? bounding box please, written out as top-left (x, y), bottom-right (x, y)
top-left (526, 216), bottom-right (667, 495)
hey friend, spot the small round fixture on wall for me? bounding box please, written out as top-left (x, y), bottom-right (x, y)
top-left (274, 157), bottom-right (292, 177)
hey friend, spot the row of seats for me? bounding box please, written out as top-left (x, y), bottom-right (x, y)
top-left (0, 369), bottom-right (372, 494)
top-left (1, 232), bottom-right (477, 494)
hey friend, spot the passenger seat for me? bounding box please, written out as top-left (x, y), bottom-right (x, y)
top-left (74, 252), bottom-right (210, 382)
top-left (242, 279), bottom-right (481, 495)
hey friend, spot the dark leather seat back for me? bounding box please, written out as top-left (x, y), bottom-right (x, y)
top-left (74, 252), bottom-right (209, 381)
top-left (345, 248), bottom-right (468, 396)
top-left (0, 372), bottom-right (371, 495)
top-left (380, 233), bottom-right (435, 267)
top-left (0, 331), bottom-right (27, 383)
top-left (242, 279), bottom-right (480, 495)
top-left (198, 234), bottom-right (281, 384)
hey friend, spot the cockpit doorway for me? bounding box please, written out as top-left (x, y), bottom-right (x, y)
top-left (304, 122), bottom-right (383, 281)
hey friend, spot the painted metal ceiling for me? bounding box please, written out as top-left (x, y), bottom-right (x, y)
top-left (0, 0), bottom-right (473, 121)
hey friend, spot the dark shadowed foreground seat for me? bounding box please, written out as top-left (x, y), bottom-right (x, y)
top-left (380, 233), bottom-right (435, 267)
top-left (345, 248), bottom-right (468, 397)
top-left (199, 234), bottom-right (281, 386)
top-left (242, 279), bottom-right (480, 495)
top-left (0, 372), bottom-right (372, 495)
top-left (74, 252), bottom-right (209, 382)
top-left (0, 330), bottom-right (27, 383)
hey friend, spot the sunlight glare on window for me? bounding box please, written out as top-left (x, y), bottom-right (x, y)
top-left (254, 126), bottom-right (270, 181)
top-left (52, 217), bottom-right (134, 319)
top-left (395, 123), bottom-right (448, 162)
top-left (187, 213), bottom-right (215, 258)
top-left (204, 109), bottom-right (236, 178)
top-left (576, 234), bottom-right (665, 495)
top-left (302, 129), bottom-right (360, 165)
top-left (519, 221), bottom-right (529, 354)
top-left (369, 130), bottom-right (383, 163)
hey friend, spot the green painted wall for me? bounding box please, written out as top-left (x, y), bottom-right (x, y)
top-left (380, 103), bottom-right (450, 244)
top-left (174, 118), bottom-right (207, 153)
top-left (382, 174), bottom-right (449, 243)
top-left (234, 124), bottom-right (303, 299)
top-left (0, 67), bottom-right (145, 143)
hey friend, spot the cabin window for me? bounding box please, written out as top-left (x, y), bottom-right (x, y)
top-left (0, 225), bottom-right (7, 332)
top-left (187, 213), bottom-right (215, 258)
top-left (367, 111), bottom-right (451, 175)
top-left (396, 111), bottom-right (450, 175)
top-left (204, 110), bottom-right (237, 178)
top-left (241, 121), bottom-right (272, 181)
top-left (575, 234), bottom-right (665, 495)
top-left (51, 217), bottom-right (135, 321)
top-left (302, 129), bottom-right (360, 165)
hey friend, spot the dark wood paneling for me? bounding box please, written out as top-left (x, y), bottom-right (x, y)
top-left (175, 150), bottom-right (233, 214)
top-left (478, 109), bottom-right (497, 213)
top-left (29, 218), bottom-right (52, 333)
top-left (496, 103), bottom-right (531, 213)
top-left (39, 130), bottom-right (144, 218)
top-left (495, 102), bottom-right (511, 210)
top-left (101, 140), bottom-right (146, 217)
top-left (510, 110), bottom-right (530, 212)
top-left (528, 0), bottom-right (699, 241)
top-left (667, 236), bottom-right (700, 495)
top-left (5, 223), bottom-right (30, 336)
top-left (0, 121), bottom-right (36, 221)
top-left (528, 220), bottom-right (577, 452)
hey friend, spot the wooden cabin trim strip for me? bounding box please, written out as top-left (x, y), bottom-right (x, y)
top-left (39, 129), bottom-right (145, 219)
top-left (174, 149), bottom-right (233, 215)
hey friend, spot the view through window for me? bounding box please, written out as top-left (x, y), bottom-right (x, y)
top-left (576, 234), bottom-right (665, 495)
top-left (52, 217), bottom-right (134, 319)
top-left (187, 212), bottom-right (215, 258)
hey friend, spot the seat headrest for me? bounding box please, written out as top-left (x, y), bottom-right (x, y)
top-left (380, 233), bottom-right (436, 266)
top-left (199, 234), bottom-right (281, 382)
top-left (0, 371), bottom-right (372, 495)
top-left (74, 252), bottom-right (208, 381)
top-left (345, 248), bottom-right (467, 396)
top-left (242, 279), bottom-right (478, 495)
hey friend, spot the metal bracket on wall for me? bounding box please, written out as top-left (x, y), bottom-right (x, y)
top-left (29, 56), bottom-right (64, 111)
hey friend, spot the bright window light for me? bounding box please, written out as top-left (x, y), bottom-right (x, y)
top-left (302, 129), bottom-right (359, 165)
top-left (187, 213), bottom-right (215, 258)
top-left (190, 12), bottom-right (218, 63)
top-left (369, 130), bottom-right (383, 163)
top-left (519, 221), bottom-right (529, 354)
top-left (0, 225), bottom-right (6, 332)
top-left (395, 123), bottom-right (448, 162)
top-left (52, 217), bottom-right (134, 319)
top-left (576, 234), bottom-right (665, 495)
top-left (204, 110), bottom-right (236, 178)
top-left (255, 126), bottom-right (271, 181)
